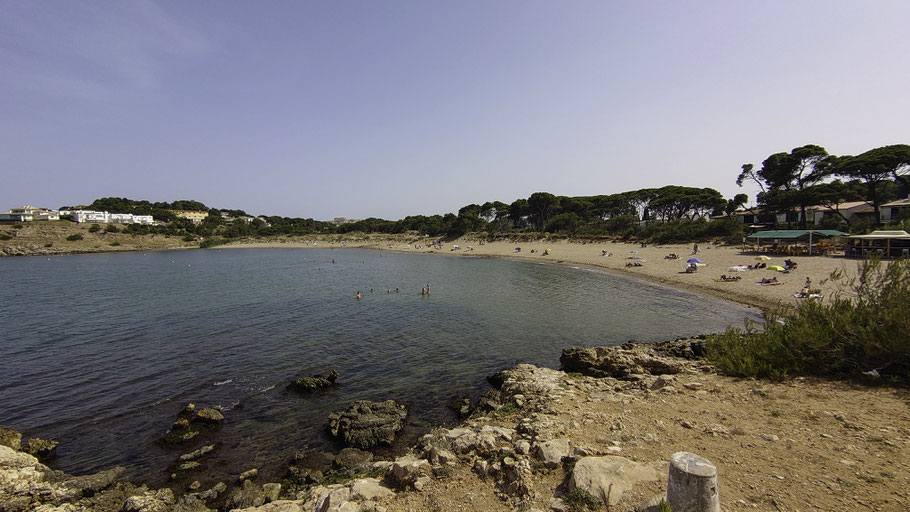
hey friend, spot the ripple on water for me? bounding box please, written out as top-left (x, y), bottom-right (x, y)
top-left (0, 248), bottom-right (759, 484)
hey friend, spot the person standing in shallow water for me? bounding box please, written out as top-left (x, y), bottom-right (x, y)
top-left (355, 291), bottom-right (361, 300)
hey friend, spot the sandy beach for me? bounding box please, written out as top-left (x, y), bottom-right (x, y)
top-left (223, 235), bottom-right (865, 312)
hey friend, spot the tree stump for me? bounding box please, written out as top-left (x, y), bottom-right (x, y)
top-left (666, 452), bottom-right (720, 512)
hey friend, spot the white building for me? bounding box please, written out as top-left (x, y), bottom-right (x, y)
top-left (73, 210), bottom-right (155, 225)
top-left (0, 205), bottom-right (59, 222)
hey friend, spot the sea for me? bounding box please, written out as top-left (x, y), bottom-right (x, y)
top-left (0, 248), bottom-right (759, 486)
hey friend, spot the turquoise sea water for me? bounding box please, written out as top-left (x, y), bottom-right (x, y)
top-left (0, 248), bottom-right (759, 484)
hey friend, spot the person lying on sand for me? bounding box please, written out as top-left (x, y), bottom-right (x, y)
top-left (665, 253), bottom-right (679, 259)
top-left (718, 274), bottom-right (742, 282)
top-left (758, 277), bottom-right (781, 285)
top-left (626, 261), bottom-right (643, 267)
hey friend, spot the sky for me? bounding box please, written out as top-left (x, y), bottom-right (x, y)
top-left (2, 1), bottom-right (909, 220)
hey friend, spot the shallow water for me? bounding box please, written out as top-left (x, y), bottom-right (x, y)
top-left (0, 248), bottom-right (758, 484)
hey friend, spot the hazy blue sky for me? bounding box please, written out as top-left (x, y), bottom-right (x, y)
top-left (2, 1), bottom-right (908, 220)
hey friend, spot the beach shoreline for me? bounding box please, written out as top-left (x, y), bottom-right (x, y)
top-left (219, 235), bottom-right (862, 313)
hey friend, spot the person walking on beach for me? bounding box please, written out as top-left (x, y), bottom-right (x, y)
top-left (692, 243), bottom-right (699, 255)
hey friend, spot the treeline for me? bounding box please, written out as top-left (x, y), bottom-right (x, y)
top-left (737, 144), bottom-right (910, 228)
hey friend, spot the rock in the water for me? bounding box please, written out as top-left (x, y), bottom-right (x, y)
top-left (289, 370), bottom-right (339, 392)
top-left (23, 438), bottom-right (59, 460)
top-left (568, 456), bottom-right (660, 506)
top-left (560, 340), bottom-right (705, 379)
top-left (333, 447), bottom-right (374, 473)
top-left (327, 400), bottom-right (408, 449)
top-left (193, 408), bottom-right (225, 424)
top-left (179, 444), bottom-right (215, 462)
top-left (0, 426), bottom-right (22, 450)
top-left (449, 396), bottom-right (472, 420)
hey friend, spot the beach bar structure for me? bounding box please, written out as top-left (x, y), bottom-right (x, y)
top-left (847, 230), bottom-right (910, 259)
top-left (745, 229), bottom-right (847, 256)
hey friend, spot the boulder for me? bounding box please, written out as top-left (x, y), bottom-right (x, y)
top-left (568, 456), bottom-right (660, 506)
top-left (288, 370), bottom-right (339, 393)
top-left (0, 426), bottom-right (22, 450)
top-left (388, 455), bottom-right (431, 490)
top-left (179, 444), bottom-right (215, 462)
top-left (327, 400), bottom-right (407, 449)
top-left (349, 478), bottom-right (393, 500)
top-left (22, 438), bottom-right (59, 460)
top-left (534, 438), bottom-right (573, 469)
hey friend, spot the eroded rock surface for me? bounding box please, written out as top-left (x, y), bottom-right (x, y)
top-left (326, 400), bottom-right (407, 449)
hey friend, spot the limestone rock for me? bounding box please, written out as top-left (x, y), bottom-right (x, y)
top-left (194, 408), bottom-right (225, 424)
top-left (23, 438), bottom-right (59, 460)
top-left (0, 426), bottom-right (22, 450)
top-left (121, 488), bottom-right (176, 512)
top-left (179, 445), bottom-right (215, 462)
top-left (61, 466), bottom-right (125, 496)
top-left (568, 456), bottom-right (660, 506)
top-left (389, 455), bottom-right (431, 490)
top-left (226, 480), bottom-right (268, 510)
top-left (560, 339), bottom-right (706, 379)
top-left (350, 478), bottom-right (393, 501)
top-left (534, 439), bottom-right (573, 469)
top-left (288, 370), bottom-right (339, 393)
top-left (231, 500), bottom-right (303, 512)
top-left (333, 448), bottom-right (374, 473)
top-left (327, 400), bottom-right (407, 450)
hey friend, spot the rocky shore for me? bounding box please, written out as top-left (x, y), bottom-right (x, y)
top-left (3, 339), bottom-right (908, 512)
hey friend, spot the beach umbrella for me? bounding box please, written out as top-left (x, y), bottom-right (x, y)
top-left (687, 258), bottom-right (701, 263)
top-left (768, 265), bottom-right (786, 272)
top-left (755, 255), bottom-right (771, 261)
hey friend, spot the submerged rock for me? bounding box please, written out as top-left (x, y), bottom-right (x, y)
top-left (193, 408), bottom-right (224, 424)
top-left (327, 400), bottom-right (408, 449)
top-left (288, 370), bottom-right (339, 393)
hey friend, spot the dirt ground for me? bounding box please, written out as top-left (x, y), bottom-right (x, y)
top-left (385, 369), bottom-right (910, 512)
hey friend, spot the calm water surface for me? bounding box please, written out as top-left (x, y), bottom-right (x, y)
top-left (0, 248), bottom-right (758, 484)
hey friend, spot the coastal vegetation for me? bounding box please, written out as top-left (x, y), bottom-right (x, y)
top-left (50, 143), bottom-right (905, 250)
top-left (707, 257), bottom-right (910, 382)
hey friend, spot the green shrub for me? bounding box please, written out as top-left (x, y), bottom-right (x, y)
top-left (66, 234), bottom-right (84, 241)
top-left (563, 488), bottom-right (602, 511)
top-left (0, 234), bottom-right (11, 241)
top-left (88, 223), bottom-right (101, 233)
top-left (110, 241), bottom-right (121, 247)
top-left (707, 258), bottom-right (910, 381)
top-left (105, 224), bottom-right (119, 233)
top-left (44, 242), bottom-right (53, 247)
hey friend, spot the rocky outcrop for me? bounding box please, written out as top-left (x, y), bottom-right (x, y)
top-left (326, 400), bottom-right (408, 450)
top-left (560, 338), bottom-right (710, 379)
top-left (288, 371), bottom-right (339, 393)
top-left (0, 444), bottom-right (132, 512)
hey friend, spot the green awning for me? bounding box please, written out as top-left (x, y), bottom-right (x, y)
top-left (747, 230), bottom-right (847, 239)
